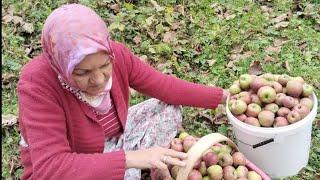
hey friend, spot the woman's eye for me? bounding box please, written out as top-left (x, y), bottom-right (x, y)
top-left (74, 71), bottom-right (88, 76)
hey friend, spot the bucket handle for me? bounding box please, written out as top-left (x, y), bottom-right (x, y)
top-left (237, 138), bottom-right (275, 149)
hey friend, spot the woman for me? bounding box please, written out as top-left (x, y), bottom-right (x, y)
top-left (17, 4), bottom-right (228, 180)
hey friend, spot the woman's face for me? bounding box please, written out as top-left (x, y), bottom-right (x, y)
top-left (72, 51), bottom-right (112, 96)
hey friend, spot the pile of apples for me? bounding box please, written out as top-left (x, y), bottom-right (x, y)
top-left (228, 73), bottom-right (314, 127)
top-left (169, 132), bottom-right (263, 180)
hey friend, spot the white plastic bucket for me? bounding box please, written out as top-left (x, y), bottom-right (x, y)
top-left (226, 93), bottom-right (318, 178)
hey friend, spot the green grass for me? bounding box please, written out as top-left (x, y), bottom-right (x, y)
top-left (2, 0), bottom-right (320, 179)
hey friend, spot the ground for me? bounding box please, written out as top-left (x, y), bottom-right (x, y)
top-left (2, 0), bottom-right (320, 179)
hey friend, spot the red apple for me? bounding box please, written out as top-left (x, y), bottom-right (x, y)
top-left (230, 100), bottom-right (247, 115)
top-left (236, 114), bottom-right (247, 122)
top-left (250, 77), bottom-right (268, 92)
top-left (239, 74), bottom-right (253, 90)
top-left (244, 117), bottom-right (261, 127)
top-left (264, 103), bottom-right (279, 114)
top-left (282, 96), bottom-right (295, 109)
top-left (287, 110), bottom-right (301, 124)
top-left (286, 80), bottom-right (303, 98)
top-left (237, 91), bottom-right (251, 104)
top-left (300, 98), bottom-right (313, 110)
top-left (246, 103), bottom-right (262, 117)
top-left (250, 94), bottom-right (262, 106)
top-left (232, 152), bottom-right (246, 166)
top-left (170, 138), bottom-right (184, 152)
top-left (202, 151), bottom-right (219, 167)
top-left (292, 76), bottom-right (305, 84)
top-left (208, 165), bottom-right (223, 180)
top-left (188, 169), bottom-right (202, 180)
top-left (257, 86), bottom-right (277, 103)
top-left (292, 104), bottom-right (310, 119)
top-left (275, 93), bottom-right (286, 106)
top-left (302, 84), bottom-right (313, 97)
top-left (274, 117), bottom-right (289, 127)
top-left (193, 158), bottom-right (202, 169)
top-left (223, 166), bottom-right (237, 180)
top-left (183, 136), bottom-right (196, 152)
top-left (271, 81), bottom-right (283, 93)
top-left (258, 110), bottom-right (275, 127)
top-left (277, 107), bottom-right (290, 117)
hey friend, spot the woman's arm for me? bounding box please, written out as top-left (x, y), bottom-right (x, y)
top-left (18, 78), bottom-right (125, 180)
top-left (114, 42), bottom-right (224, 109)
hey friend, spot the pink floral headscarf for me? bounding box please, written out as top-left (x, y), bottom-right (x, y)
top-left (41, 4), bottom-right (114, 114)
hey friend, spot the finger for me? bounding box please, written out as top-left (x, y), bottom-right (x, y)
top-left (166, 149), bottom-right (188, 159)
top-left (155, 161), bottom-right (169, 172)
top-left (164, 156), bottom-right (186, 167)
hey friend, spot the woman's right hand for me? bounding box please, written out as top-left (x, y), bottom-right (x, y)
top-left (125, 146), bottom-right (187, 171)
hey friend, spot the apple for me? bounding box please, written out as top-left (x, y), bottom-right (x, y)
top-left (236, 114), bottom-right (247, 122)
top-left (246, 103), bottom-right (262, 117)
top-left (223, 166), bottom-right (237, 180)
top-left (261, 73), bottom-right (275, 81)
top-left (282, 96), bottom-right (295, 109)
top-left (193, 158), bottom-right (202, 169)
top-left (302, 84), bottom-right (313, 97)
top-left (282, 87), bottom-right (287, 94)
top-left (199, 161), bottom-right (207, 176)
top-left (237, 91), bottom-right (251, 104)
top-left (219, 153), bottom-right (233, 167)
top-left (271, 81), bottom-right (283, 93)
top-left (293, 76), bottom-right (305, 84)
top-left (229, 84), bottom-right (241, 95)
top-left (211, 145), bottom-right (221, 154)
top-left (179, 132), bottom-right (190, 140)
top-left (250, 94), bottom-right (262, 106)
top-left (292, 104), bottom-right (310, 119)
top-left (188, 169), bottom-right (202, 180)
top-left (300, 98), bottom-right (313, 110)
top-left (278, 74), bottom-right (291, 86)
top-left (235, 166), bottom-right (248, 178)
top-left (258, 110), bottom-right (275, 127)
top-left (277, 107), bottom-right (290, 117)
top-left (171, 165), bottom-right (179, 179)
top-left (274, 117), bottom-right (289, 127)
top-left (207, 165), bottom-right (223, 180)
top-left (170, 138), bottom-right (184, 152)
top-left (230, 100), bottom-right (247, 115)
top-left (287, 110), bottom-right (301, 124)
top-left (183, 136), bottom-right (197, 152)
top-left (244, 117), bottom-right (261, 127)
top-left (228, 99), bottom-right (237, 109)
top-left (275, 93), bottom-right (286, 106)
top-left (293, 98), bottom-right (300, 106)
top-left (232, 152), bottom-right (246, 166)
top-left (220, 145), bottom-right (232, 154)
top-left (248, 171), bottom-right (262, 180)
top-left (202, 176), bottom-right (209, 180)
top-left (202, 151), bottom-right (219, 167)
top-left (286, 80), bottom-right (303, 98)
top-left (264, 103), bottom-right (279, 114)
top-left (239, 74), bottom-right (253, 90)
top-left (250, 77), bottom-right (268, 92)
top-left (257, 86), bottom-right (277, 103)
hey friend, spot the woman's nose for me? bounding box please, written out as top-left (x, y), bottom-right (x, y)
top-left (90, 71), bottom-right (105, 84)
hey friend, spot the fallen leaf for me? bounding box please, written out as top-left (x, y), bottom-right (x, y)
top-left (109, 4), bottom-right (120, 12)
top-left (139, 55), bottom-right (148, 63)
top-left (231, 44), bottom-right (244, 54)
top-left (265, 45), bottom-right (282, 53)
top-left (298, 42), bottom-right (308, 51)
top-left (163, 31), bottom-right (175, 43)
top-left (175, 5), bottom-right (185, 15)
top-left (260, 5), bottom-right (273, 13)
top-left (224, 12), bottom-right (236, 20)
top-left (317, 120), bottom-right (320, 129)
top-left (271, 13), bottom-right (288, 24)
top-left (12, 16), bottom-right (24, 25)
top-left (248, 61), bottom-right (263, 75)
top-left (273, 38), bottom-right (288, 47)
top-left (243, 51), bottom-right (255, 58)
top-left (2, 114), bottom-right (18, 127)
top-left (274, 21), bottom-right (289, 29)
top-left (314, 24), bottom-right (320, 31)
top-left (207, 59), bottom-right (216, 66)
top-left (2, 73), bottom-right (16, 84)
top-left (22, 22), bottom-right (34, 33)
top-left (2, 14), bottom-right (13, 23)
top-left (171, 22), bottom-right (180, 30)
top-left (150, 0), bottom-right (164, 11)
top-left (264, 55), bottom-right (275, 62)
top-left (283, 60), bottom-right (290, 71)
top-left (133, 36), bottom-right (141, 45)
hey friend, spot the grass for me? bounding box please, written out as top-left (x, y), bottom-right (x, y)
top-left (2, 0), bottom-right (320, 179)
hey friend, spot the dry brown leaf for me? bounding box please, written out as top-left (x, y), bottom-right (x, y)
top-left (2, 114), bottom-right (18, 127)
top-left (283, 61), bottom-right (290, 71)
top-left (314, 24), bottom-right (320, 32)
top-left (171, 22), bottom-right (180, 30)
top-left (207, 59), bottom-right (216, 67)
top-left (2, 14), bottom-right (14, 23)
top-left (133, 36), bottom-right (141, 45)
top-left (317, 120), bottom-right (320, 129)
top-left (260, 6), bottom-right (272, 13)
top-left (265, 46), bottom-right (282, 53)
top-left (12, 16), bottom-right (24, 25)
top-left (2, 73), bottom-right (16, 84)
top-left (231, 44), bottom-right (244, 54)
top-left (273, 38), bottom-right (288, 47)
top-left (175, 5), bottom-right (185, 15)
top-left (298, 42), bottom-right (308, 51)
top-left (264, 55), bottom-right (275, 62)
top-left (224, 12), bottom-right (236, 20)
top-left (248, 61), bottom-right (263, 75)
top-left (243, 51), bottom-right (255, 58)
top-left (272, 13), bottom-right (288, 24)
top-left (22, 22), bottom-right (34, 33)
top-left (274, 21), bottom-right (289, 29)
top-left (109, 4), bottom-right (120, 12)
top-left (163, 31), bottom-right (176, 43)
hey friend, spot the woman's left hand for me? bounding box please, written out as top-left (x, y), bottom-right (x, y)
top-left (220, 89), bottom-right (230, 104)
